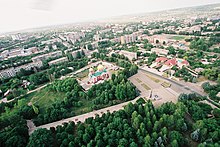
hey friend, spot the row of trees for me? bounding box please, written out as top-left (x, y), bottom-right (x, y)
top-left (28, 99), bottom-right (190, 147)
top-left (202, 82), bottom-right (220, 102)
top-left (28, 93), bottom-right (220, 147)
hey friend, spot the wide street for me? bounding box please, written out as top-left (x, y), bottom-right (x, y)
top-left (26, 67), bottom-right (219, 135)
top-left (28, 68), bottom-right (204, 134)
top-left (28, 96), bottom-right (142, 135)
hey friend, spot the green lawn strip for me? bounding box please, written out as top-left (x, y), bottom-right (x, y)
top-left (136, 78), bottom-right (142, 83)
top-left (170, 35), bottom-right (186, 40)
top-left (141, 83), bottom-right (151, 90)
top-left (75, 69), bottom-right (89, 79)
top-left (146, 74), bottom-right (161, 83)
top-left (161, 82), bottom-right (171, 88)
top-left (71, 99), bottom-right (124, 116)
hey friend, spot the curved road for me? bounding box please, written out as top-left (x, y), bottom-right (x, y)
top-left (28, 96), bottom-right (145, 135)
top-left (27, 68), bottom-right (219, 135)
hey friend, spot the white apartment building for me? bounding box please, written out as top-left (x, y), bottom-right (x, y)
top-left (0, 61), bottom-right (43, 79)
top-left (119, 50), bottom-right (137, 61)
top-left (48, 57), bottom-right (68, 66)
top-left (31, 51), bottom-right (62, 62)
top-left (71, 49), bottom-right (83, 58)
top-left (120, 33), bottom-right (138, 44)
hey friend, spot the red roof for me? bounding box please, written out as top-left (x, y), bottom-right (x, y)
top-left (156, 57), bottom-right (168, 63)
top-left (181, 60), bottom-right (189, 65)
top-left (165, 58), bottom-right (177, 66)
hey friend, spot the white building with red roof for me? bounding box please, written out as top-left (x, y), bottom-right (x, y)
top-left (165, 58), bottom-right (177, 66)
top-left (159, 58), bottom-right (189, 72)
top-left (156, 57), bottom-right (168, 63)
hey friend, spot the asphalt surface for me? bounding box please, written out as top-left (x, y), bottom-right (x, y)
top-left (139, 68), bottom-right (205, 96)
top-left (28, 96), bottom-right (142, 135)
top-left (139, 68), bottom-right (220, 108)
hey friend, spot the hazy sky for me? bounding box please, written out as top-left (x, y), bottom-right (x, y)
top-left (0, 0), bottom-right (220, 33)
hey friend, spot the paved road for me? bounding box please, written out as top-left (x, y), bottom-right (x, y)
top-left (129, 70), bottom-right (179, 106)
top-left (139, 68), bottom-right (220, 108)
top-left (139, 68), bottom-right (206, 96)
top-left (28, 68), bottom-right (220, 135)
top-left (28, 96), bottom-right (146, 135)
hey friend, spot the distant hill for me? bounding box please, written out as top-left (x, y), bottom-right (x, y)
top-left (96, 3), bottom-right (220, 23)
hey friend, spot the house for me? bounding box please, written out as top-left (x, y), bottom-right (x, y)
top-left (150, 57), bottom-right (168, 69)
top-left (158, 58), bottom-right (189, 72)
top-left (176, 58), bottom-right (189, 68)
top-left (156, 57), bottom-right (168, 63)
top-left (165, 58), bottom-right (177, 66)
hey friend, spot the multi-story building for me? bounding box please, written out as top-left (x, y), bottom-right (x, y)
top-left (120, 33), bottom-right (138, 44)
top-left (0, 68), bottom-right (16, 79)
top-left (59, 32), bottom-right (86, 44)
top-left (110, 37), bottom-right (121, 43)
top-left (31, 51), bottom-right (62, 62)
top-left (1, 47), bottom-right (40, 59)
top-left (120, 36), bottom-right (125, 44)
top-left (119, 50), bottom-right (137, 61)
top-left (0, 61), bottom-right (43, 79)
top-left (94, 34), bottom-right (101, 41)
top-left (48, 57), bottom-right (68, 66)
top-left (71, 49), bottom-right (84, 58)
top-left (11, 34), bottom-right (22, 40)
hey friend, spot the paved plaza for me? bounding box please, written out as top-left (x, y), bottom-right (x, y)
top-left (129, 70), bottom-right (181, 106)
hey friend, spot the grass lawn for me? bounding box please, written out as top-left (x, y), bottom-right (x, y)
top-left (136, 78), bottom-right (142, 83)
top-left (29, 88), bottom-right (65, 112)
top-left (109, 69), bottom-right (120, 75)
top-left (71, 98), bottom-right (97, 116)
top-left (161, 82), bottom-right (171, 88)
top-left (75, 69), bottom-right (89, 79)
top-left (170, 35), bottom-right (186, 40)
top-left (146, 74), bottom-right (161, 83)
top-left (71, 98), bottom-right (124, 116)
top-left (197, 76), bottom-right (207, 82)
top-left (141, 83), bottom-right (151, 90)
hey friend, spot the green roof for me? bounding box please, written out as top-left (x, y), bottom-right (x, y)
top-left (92, 69), bottom-right (107, 77)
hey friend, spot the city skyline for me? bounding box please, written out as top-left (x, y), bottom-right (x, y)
top-left (0, 0), bottom-right (220, 33)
